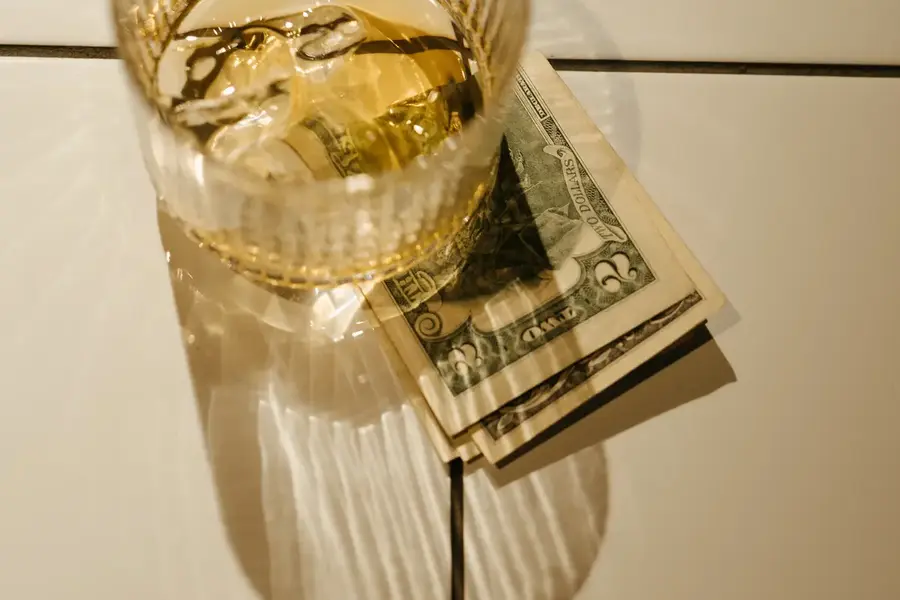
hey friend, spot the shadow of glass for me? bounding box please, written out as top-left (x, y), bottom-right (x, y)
top-left (464, 443), bottom-right (608, 600)
top-left (162, 215), bottom-right (274, 598)
top-left (159, 212), bottom-right (452, 600)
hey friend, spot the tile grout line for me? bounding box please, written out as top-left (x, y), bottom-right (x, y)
top-left (1, 45), bottom-right (900, 78)
top-left (549, 58), bottom-right (900, 77)
top-left (449, 459), bottom-right (465, 600)
top-left (0, 45), bottom-right (117, 59)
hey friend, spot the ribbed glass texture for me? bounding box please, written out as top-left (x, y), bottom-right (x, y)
top-left (111, 0), bottom-right (530, 287)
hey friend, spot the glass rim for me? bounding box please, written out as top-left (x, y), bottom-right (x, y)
top-left (111, 0), bottom-right (532, 199)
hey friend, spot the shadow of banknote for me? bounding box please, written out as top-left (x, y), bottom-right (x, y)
top-left (475, 325), bottom-right (735, 483)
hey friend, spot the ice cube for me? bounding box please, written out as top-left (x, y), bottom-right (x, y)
top-left (205, 93), bottom-right (315, 181)
top-left (158, 5), bottom-right (376, 181)
top-left (165, 25), bottom-right (297, 132)
top-left (268, 5), bottom-right (368, 62)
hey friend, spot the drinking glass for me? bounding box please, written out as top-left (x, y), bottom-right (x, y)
top-left (112, 0), bottom-right (531, 289)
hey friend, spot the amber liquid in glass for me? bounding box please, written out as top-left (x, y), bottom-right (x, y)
top-left (151, 0), bottom-right (490, 285)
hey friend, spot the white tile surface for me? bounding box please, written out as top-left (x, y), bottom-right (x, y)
top-left (0, 2), bottom-right (112, 46)
top-left (0, 57), bottom-right (450, 600)
top-left (3, 53), bottom-right (900, 600)
top-left (532, 0), bottom-right (900, 64)
top-left (465, 71), bottom-right (900, 599)
top-left (4, 0), bottom-right (900, 64)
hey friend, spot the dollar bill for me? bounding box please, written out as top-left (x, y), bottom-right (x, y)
top-left (467, 57), bottom-right (725, 464)
top-left (367, 52), bottom-right (697, 436)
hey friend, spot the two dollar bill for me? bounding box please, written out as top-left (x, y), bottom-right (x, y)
top-left (364, 52), bottom-right (725, 466)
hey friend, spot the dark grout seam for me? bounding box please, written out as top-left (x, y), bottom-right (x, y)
top-left (0, 45), bottom-right (117, 59)
top-left (549, 58), bottom-right (900, 78)
top-left (1, 45), bottom-right (899, 79)
top-left (449, 459), bottom-right (465, 600)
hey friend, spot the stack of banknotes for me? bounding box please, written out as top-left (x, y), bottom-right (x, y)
top-left (363, 53), bottom-right (725, 467)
